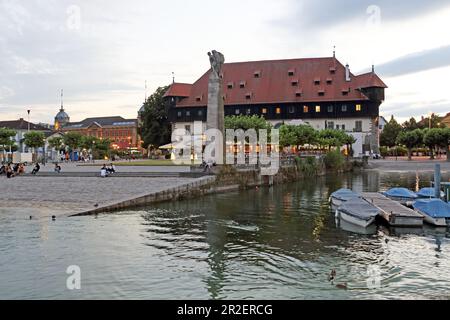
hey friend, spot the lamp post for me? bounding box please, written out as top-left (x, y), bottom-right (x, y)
top-left (27, 109), bottom-right (31, 132)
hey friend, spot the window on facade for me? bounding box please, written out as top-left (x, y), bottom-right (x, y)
top-left (356, 104), bottom-right (362, 112)
top-left (177, 111), bottom-right (182, 118)
top-left (315, 106), bottom-right (321, 113)
top-left (336, 125), bottom-right (340, 130)
top-left (235, 109), bottom-right (240, 115)
top-left (303, 106), bottom-right (309, 113)
top-left (198, 110), bottom-right (203, 116)
top-left (327, 121), bottom-right (335, 130)
top-left (342, 105), bottom-right (348, 112)
top-left (289, 106), bottom-right (295, 114)
top-left (276, 107), bottom-right (281, 115)
top-left (246, 108), bottom-right (251, 115)
top-left (186, 111), bottom-right (191, 117)
top-left (328, 106), bottom-right (333, 112)
top-left (262, 108), bottom-right (268, 114)
top-left (355, 121), bottom-right (363, 132)
top-left (342, 124), bottom-right (346, 131)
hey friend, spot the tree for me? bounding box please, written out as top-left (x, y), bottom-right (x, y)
top-left (380, 116), bottom-right (402, 147)
top-left (225, 115), bottom-right (272, 131)
top-left (141, 86), bottom-right (171, 150)
top-left (279, 124), bottom-right (318, 149)
top-left (443, 128), bottom-right (450, 162)
top-left (396, 129), bottom-right (423, 160)
top-left (318, 129), bottom-right (344, 151)
top-left (24, 131), bottom-right (46, 149)
top-left (63, 132), bottom-right (83, 151)
top-left (24, 131), bottom-right (46, 160)
top-left (0, 128), bottom-right (17, 151)
top-left (48, 136), bottom-right (64, 151)
top-left (423, 128), bottom-right (444, 160)
top-left (403, 117), bottom-right (419, 131)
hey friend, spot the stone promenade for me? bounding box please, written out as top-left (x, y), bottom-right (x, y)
top-left (367, 159), bottom-right (450, 173)
top-left (0, 176), bottom-right (198, 217)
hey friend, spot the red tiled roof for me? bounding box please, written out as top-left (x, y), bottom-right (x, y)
top-left (163, 83), bottom-right (192, 98)
top-left (354, 72), bottom-right (388, 89)
top-left (172, 57), bottom-right (387, 107)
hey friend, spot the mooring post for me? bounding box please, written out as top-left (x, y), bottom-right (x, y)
top-left (434, 164), bottom-right (441, 199)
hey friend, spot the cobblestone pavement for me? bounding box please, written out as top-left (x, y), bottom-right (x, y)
top-left (23, 163), bottom-right (191, 173)
top-left (0, 176), bottom-right (197, 217)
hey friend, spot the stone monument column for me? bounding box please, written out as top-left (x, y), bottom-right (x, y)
top-left (205, 50), bottom-right (226, 164)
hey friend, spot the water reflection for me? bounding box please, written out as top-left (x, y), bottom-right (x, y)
top-left (1, 171), bottom-right (450, 299)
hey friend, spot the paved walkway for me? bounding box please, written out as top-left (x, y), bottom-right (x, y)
top-left (0, 176), bottom-right (197, 217)
top-left (367, 159), bottom-right (450, 172)
top-left (29, 162), bottom-right (190, 173)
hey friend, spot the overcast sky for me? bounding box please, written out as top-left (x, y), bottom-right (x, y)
top-left (1, 0), bottom-right (450, 124)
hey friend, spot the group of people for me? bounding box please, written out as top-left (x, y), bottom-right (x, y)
top-left (0, 163), bottom-right (26, 178)
top-left (0, 162), bottom-right (39, 178)
top-left (100, 164), bottom-right (116, 178)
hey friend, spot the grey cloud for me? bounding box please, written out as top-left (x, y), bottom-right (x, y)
top-left (279, 0), bottom-right (448, 30)
top-left (372, 45), bottom-right (450, 77)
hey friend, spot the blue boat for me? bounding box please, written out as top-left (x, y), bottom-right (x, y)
top-left (416, 187), bottom-right (445, 199)
top-left (329, 189), bottom-right (360, 209)
top-left (412, 199), bottom-right (450, 227)
top-left (383, 188), bottom-right (418, 205)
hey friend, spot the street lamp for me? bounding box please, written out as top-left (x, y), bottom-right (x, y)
top-left (27, 109), bottom-right (31, 132)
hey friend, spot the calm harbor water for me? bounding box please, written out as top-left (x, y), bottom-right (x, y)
top-left (1, 171), bottom-right (450, 300)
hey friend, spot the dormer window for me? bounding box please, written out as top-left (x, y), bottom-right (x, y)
top-left (245, 92), bottom-right (252, 100)
top-left (314, 78), bottom-right (321, 85)
top-left (295, 90), bottom-right (302, 97)
top-left (240, 81), bottom-right (246, 88)
top-left (227, 82), bottom-right (234, 89)
top-left (318, 89), bottom-right (325, 96)
top-left (254, 71), bottom-right (261, 78)
top-left (195, 95), bottom-right (203, 102)
top-left (342, 88), bottom-right (350, 96)
top-left (326, 78), bottom-right (333, 85)
top-left (291, 79), bottom-right (299, 86)
top-left (288, 69), bottom-right (295, 76)
top-left (329, 67), bottom-right (336, 74)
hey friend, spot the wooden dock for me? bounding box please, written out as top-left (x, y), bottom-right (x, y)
top-left (361, 193), bottom-right (424, 227)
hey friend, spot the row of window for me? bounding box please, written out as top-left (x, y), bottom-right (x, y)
top-left (177, 104), bottom-right (363, 118)
top-left (326, 121), bottom-right (363, 132)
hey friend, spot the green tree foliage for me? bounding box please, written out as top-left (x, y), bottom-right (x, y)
top-left (380, 116), bottom-right (402, 147)
top-left (63, 132), bottom-right (83, 151)
top-left (48, 136), bottom-right (64, 151)
top-left (0, 128), bottom-right (17, 150)
top-left (396, 129), bottom-right (423, 160)
top-left (403, 117), bottom-right (419, 131)
top-left (225, 115), bottom-right (272, 131)
top-left (443, 128), bottom-right (450, 162)
top-left (423, 128), bottom-right (445, 160)
top-left (24, 131), bottom-right (45, 150)
top-left (141, 86), bottom-right (171, 149)
top-left (317, 129), bottom-right (347, 150)
top-left (279, 125), bottom-right (317, 148)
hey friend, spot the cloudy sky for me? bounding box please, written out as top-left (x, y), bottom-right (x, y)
top-left (1, 0), bottom-right (449, 124)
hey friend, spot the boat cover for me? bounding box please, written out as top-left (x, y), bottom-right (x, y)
top-left (416, 188), bottom-right (444, 198)
top-left (412, 199), bottom-right (450, 218)
top-left (338, 198), bottom-right (381, 221)
top-left (331, 189), bottom-right (360, 201)
top-left (384, 188), bottom-right (418, 199)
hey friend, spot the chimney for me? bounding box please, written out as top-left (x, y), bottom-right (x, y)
top-left (345, 64), bottom-right (351, 82)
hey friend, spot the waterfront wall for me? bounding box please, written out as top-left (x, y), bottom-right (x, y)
top-left (73, 160), bottom-right (358, 216)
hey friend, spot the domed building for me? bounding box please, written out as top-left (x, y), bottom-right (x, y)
top-left (54, 106), bottom-right (70, 131)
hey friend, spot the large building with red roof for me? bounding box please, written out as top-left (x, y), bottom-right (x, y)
top-left (165, 56), bottom-right (387, 155)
